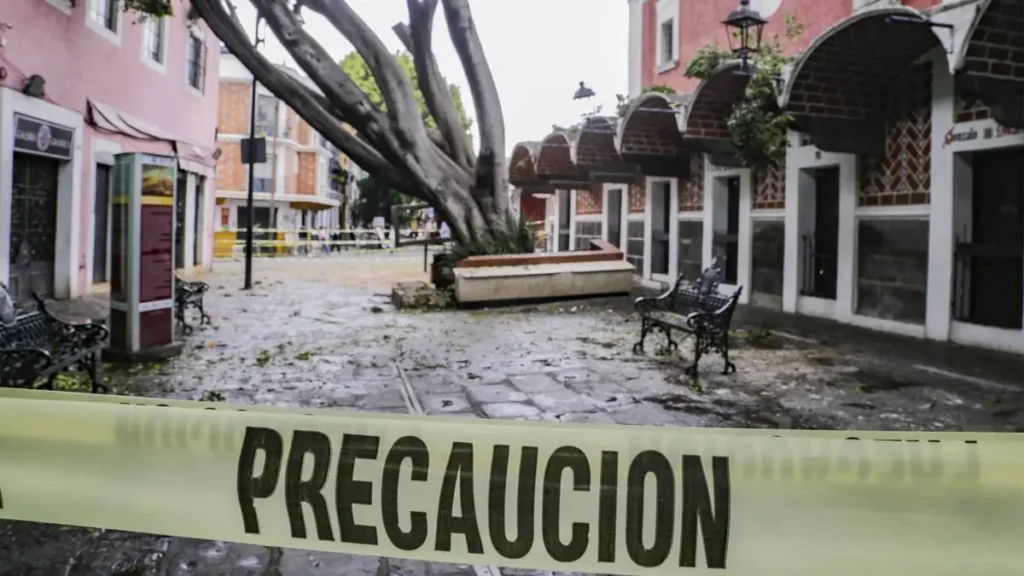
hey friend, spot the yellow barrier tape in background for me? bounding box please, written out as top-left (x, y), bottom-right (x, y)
top-left (0, 390), bottom-right (1023, 575)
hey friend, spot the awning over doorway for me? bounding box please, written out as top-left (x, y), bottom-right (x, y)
top-left (536, 130), bottom-right (590, 188)
top-left (509, 141), bottom-right (541, 187)
top-left (617, 91), bottom-right (692, 178)
top-left (573, 116), bottom-right (640, 183)
top-left (778, 7), bottom-right (947, 155)
top-left (86, 99), bottom-right (217, 176)
top-left (952, 0), bottom-right (1024, 128)
top-left (681, 60), bottom-right (749, 166)
top-left (216, 190), bottom-right (341, 210)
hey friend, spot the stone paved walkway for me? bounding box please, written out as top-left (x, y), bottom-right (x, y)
top-left (3, 255), bottom-right (1023, 574)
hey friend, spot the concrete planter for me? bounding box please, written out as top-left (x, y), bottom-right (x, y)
top-left (452, 240), bottom-right (634, 306)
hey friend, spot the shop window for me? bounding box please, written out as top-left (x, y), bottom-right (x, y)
top-left (626, 219), bottom-right (645, 274)
top-left (574, 221), bottom-right (603, 251)
top-left (677, 220), bottom-right (703, 282)
top-left (751, 219), bottom-right (785, 301)
top-left (856, 219), bottom-right (929, 324)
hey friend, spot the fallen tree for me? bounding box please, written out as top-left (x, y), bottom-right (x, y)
top-left (187, 0), bottom-right (525, 254)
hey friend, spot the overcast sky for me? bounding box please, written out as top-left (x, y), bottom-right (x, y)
top-left (231, 0), bottom-right (628, 157)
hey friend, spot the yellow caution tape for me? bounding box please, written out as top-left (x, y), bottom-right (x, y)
top-left (0, 389), bottom-right (1022, 575)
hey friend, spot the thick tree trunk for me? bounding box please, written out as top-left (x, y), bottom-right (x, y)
top-left (191, 0), bottom-right (519, 253)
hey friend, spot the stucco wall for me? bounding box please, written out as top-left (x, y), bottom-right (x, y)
top-left (2, 0), bottom-right (220, 292)
top-left (641, 0), bottom-right (852, 94)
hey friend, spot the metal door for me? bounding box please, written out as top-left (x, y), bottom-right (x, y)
top-left (93, 164), bottom-right (111, 284)
top-left (193, 176), bottom-right (205, 265)
top-left (175, 171), bottom-right (188, 269)
top-left (607, 189), bottom-right (622, 248)
top-left (558, 190), bottom-right (570, 251)
top-left (968, 148), bottom-right (1024, 329)
top-left (9, 153), bottom-right (59, 302)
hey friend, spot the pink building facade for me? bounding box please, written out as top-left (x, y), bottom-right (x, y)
top-left (0, 0), bottom-right (219, 302)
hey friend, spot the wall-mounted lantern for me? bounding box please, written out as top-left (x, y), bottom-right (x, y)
top-left (723, 0), bottom-right (768, 74)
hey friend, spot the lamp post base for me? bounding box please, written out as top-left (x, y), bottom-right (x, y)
top-left (102, 342), bottom-right (183, 364)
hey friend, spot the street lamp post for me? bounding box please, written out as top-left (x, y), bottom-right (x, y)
top-left (241, 14), bottom-right (268, 290)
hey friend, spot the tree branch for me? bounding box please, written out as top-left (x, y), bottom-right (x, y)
top-left (190, 0), bottom-right (415, 194)
top-left (439, 0), bottom-right (509, 220)
top-left (247, 0), bottom-right (456, 198)
top-left (303, 0), bottom-right (429, 153)
top-left (394, 0), bottom-right (476, 171)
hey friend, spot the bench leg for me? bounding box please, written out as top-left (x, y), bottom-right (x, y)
top-left (42, 374), bottom-right (56, 390)
top-left (632, 318), bottom-right (651, 354)
top-left (720, 334), bottom-right (736, 375)
top-left (88, 353), bottom-right (107, 394)
top-left (197, 300), bottom-right (211, 327)
top-left (665, 329), bottom-right (678, 352)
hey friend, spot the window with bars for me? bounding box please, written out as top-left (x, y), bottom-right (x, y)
top-left (626, 220), bottom-right (645, 274)
top-left (574, 221), bottom-right (603, 251)
top-left (143, 17), bottom-right (165, 64)
top-left (89, 0), bottom-right (118, 33)
top-left (254, 95), bottom-right (278, 137)
top-left (677, 221), bottom-right (703, 283)
top-left (186, 30), bottom-right (207, 92)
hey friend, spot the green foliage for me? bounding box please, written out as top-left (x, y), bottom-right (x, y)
top-left (615, 84), bottom-right (678, 117)
top-left (340, 51), bottom-right (472, 133)
top-left (684, 44), bottom-right (731, 80)
top-left (350, 176), bottom-right (416, 227)
top-left (123, 0), bottom-right (173, 18)
top-left (450, 213), bottom-right (537, 260)
top-left (681, 18), bottom-right (805, 175)
top-left (726, 38), bottom-right (790, 175)
top-left (115, 0), bottom-right (201, 22)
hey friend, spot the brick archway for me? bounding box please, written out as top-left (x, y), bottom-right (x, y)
top-left (537, 131), bottom-right (587, 187)
top-left (617, 92), bottom-right (691, 178)
top-left (682, 60), bottom-right (749, 164)
top-left (956, 0), bottom-right (1024, 128)
top-left (509, 141), bottom-right (540, 186)
top-left (573, 116), bottom-right (618, 166)
top-left (573, 116), bottom-right (638, 182)
top-left (779, 7), bottom-right (947, 155)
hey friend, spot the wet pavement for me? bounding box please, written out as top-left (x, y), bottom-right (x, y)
top-left (3, 254), bottom-right (1024, 575)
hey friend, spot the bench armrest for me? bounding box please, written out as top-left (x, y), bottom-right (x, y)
top-left (48, 318), bottom-right (108, 349)
top-left (685, 286), bottom-right (743, 330)
top-left (634, 294), bottom-right (668, 314)
top-left (0, 348), bottom-right (53, 386)
top-left (634, 279), bottom-right (681, 314)
top-left (74, 323), bottom-right (109, 347)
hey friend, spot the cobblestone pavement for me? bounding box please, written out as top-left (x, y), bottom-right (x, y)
top-left (3, 256), bottom-right (1023, 575)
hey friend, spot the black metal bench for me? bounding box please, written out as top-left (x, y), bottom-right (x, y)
top-left (175, 278), bottom-right (211, 335)
top-left (633, 263), bottom-right (743, 376)
top-left (0, 292), bottom-right (108, 392)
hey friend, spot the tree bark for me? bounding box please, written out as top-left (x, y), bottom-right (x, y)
top-left (192, 0), bottom-right (519, 252)
top-left (393, 0), bottom-right (476, 171)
